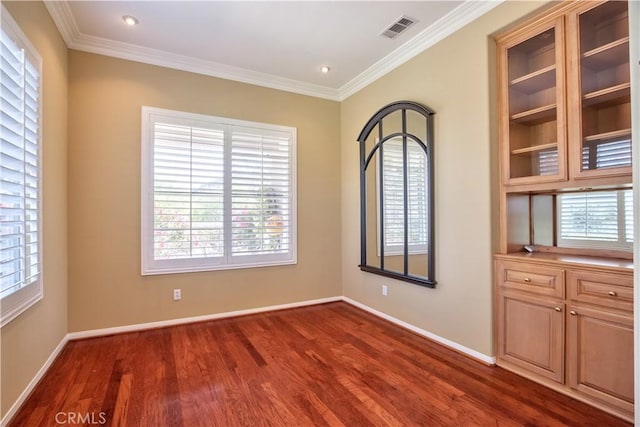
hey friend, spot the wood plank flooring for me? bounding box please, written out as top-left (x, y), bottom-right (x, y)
top-left (10, 302), bottom-right (631, 426)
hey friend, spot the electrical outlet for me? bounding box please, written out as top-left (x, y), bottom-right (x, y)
top-left (382, 285), bottom-right (388, 296)
top-left (173, 289), bottom-right (181, 301)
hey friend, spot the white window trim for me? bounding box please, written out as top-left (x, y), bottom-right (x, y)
top-left (375, 137), bottom-right (429, 257)
top-left (141, 106), bottom-right (297, 275)
top-left (556, 190), bottom-right (633, 252)
top-left (1, 5), bottom-right (44, 327)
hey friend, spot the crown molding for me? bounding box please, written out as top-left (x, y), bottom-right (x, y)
top-left (338, 0), bottom-right (504, 100)
top-left (43, 0), bottom-right (79, 46)
top-left (77, 32), bottom-right (342, 101)
top-left (44, 0), bottom-right (503, 102)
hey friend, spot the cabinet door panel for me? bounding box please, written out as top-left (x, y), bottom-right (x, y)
top-left (567, 305), bottom-right (633, 414)
top-left (498, 291), bottom-right (564, 383)
top-left (498, 16), bottom-right (567, 185)
top-left (567, 0), bottom-right (632, 180)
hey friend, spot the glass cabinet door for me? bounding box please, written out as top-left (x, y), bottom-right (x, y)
top-left (500, 18), bottom-right (567, 184)
top-left (570, 1), bottom-right (631, 177)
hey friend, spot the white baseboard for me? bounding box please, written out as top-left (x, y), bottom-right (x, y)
top-left (2, 294), bottom-right (495, 426)
top-left (66, 296), bottom-right (343, 340)
top-left (1, 335), bottom-right (69, 427)
top-left (342, 296), bottom-right (496, 365)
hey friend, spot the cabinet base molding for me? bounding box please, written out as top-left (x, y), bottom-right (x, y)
top-left (496, 359), bottom-right (633, 423)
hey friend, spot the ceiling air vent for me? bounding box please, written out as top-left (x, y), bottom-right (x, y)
top-left (380, 15), bottom-right (418, 39)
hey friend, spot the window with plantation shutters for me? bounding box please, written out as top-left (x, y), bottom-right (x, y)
top-left (581, 137), bottom-right (632, 171)
top-left (377, 139), bottom-right (428, 255)
top-left (557, 189), bottom-right (633, 251)
top-left (0, 7), bottom-right (43, 327)
top-left (142, 107), bottom-right (296, 275)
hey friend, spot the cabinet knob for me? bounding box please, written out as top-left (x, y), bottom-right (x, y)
top-left (570, 310), bottom-right (577, 316)
top-left (524, 277), bottom-right (531, 283)
top-left (608, 291), bottom-right (617, 297)
top-left (554, 307), bottom-right (562, 312)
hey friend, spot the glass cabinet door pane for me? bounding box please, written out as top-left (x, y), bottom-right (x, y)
top-left (578, 1), bottom-right (631, 172)
top-left (507, 26), bottom-right (561, 180)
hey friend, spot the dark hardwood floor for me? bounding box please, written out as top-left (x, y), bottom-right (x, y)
top-left (10, 302), bottom-right (631, 426)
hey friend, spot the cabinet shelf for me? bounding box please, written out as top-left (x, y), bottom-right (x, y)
top-left (511, 143), bottom-right (558, 155)
top-left (511, 104), bottom-right (556, 125)
top-left (582, 37), bottom-right (629, 70)
top-left (584, 128), bottom-right (631, 143)
top-left (583, 83), bottom-right (630, 108)
top-left (510, 65), bottom-right (556, 94)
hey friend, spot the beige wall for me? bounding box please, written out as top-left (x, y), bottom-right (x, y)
top-left (0, 1), bottom-right (68, 418)
top-left (67, 51), bottom-right (342, 331)
top-left (340, 1), bottom-right (549, 356)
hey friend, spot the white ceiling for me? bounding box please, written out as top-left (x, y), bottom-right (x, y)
top-left (44, 1), bottom-right (502, 100)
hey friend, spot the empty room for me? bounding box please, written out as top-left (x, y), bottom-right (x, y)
top-left (1, 0), bottom-right (638, 425)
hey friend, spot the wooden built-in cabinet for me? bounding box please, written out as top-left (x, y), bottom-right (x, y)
top-left (494, 3), bottom-right (634, 421)
top-left (495, 255), bottom-right (634, 422)
top-left (497, 0), bottom-right (631, 190)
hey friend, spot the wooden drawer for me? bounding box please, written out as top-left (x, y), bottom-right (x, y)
top-left (496, 260), bottom-right (565, 298)
top-left (568, 270), bottom-right (633, 312)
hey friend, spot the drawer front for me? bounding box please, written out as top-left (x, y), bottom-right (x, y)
top-left (496, 261), bottom-right (564, 298)
top-left (568, 270), bottom-right (633, 312)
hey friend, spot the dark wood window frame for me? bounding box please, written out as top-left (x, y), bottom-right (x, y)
top-left (358, 101), bottom-right (436, 288)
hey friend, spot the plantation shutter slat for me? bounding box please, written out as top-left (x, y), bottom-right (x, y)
top-left (0, 25), bottom-right (40, 299)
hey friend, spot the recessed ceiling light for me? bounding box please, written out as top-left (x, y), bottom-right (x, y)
top-left (122, 15), bottom-right (139, 26)
top-left (321, 66), bottom-right (330, 74)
